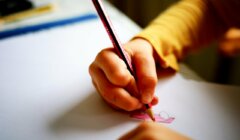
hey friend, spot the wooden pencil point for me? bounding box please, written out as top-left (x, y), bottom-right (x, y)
top-left (146, 108), bottom-right (155, 121)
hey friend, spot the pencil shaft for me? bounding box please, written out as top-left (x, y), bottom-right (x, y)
top-left (92, 0), bottom-right (155, 121)
top-left (92, 0), bottom-right (134, 75)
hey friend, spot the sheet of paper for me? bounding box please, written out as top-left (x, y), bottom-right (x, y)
top-left (0, 9), bottom-right (240, 140)
top-left (156, 74), bottom-right (240, 140)
top-left (0, 15), bottom-right (141, 140)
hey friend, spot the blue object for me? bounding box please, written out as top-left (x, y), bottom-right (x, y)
top-left (0, 13), bottom-right (98, 39)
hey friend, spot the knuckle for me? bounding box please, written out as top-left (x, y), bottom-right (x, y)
top-left (100, 85), bottom-right (112, 98)
top-left (88, 63), bottom-right (96, 76)
top-left (102, 88), bottom-right (123, 108)
top-left (111, 70), bottom-right (131, 85)
top-left (96, 49), bottom-right (111, 62)
top-left (100, 89), bottom-right (111, 102)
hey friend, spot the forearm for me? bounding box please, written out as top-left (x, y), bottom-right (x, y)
top-left (135, 0), bottom-right (228, 70)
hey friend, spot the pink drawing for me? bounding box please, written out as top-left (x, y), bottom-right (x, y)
top-left (130, 111), bottom-right (175, 123)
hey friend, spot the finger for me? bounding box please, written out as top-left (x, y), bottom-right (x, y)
top-left (131, 131), bottom-right (158, 140)
top-left (95, 48), bottom-right (139, 97)
top-left (119, 122), bottom-right (154, 140)
top-left (89, 63), bottom-right (143, 111)
top-left (133, 52), bottom-right (157, 104)
top-left (151, 96), bottom-right (159, 106)
top-left (93, 79), bottom-right (122, 110)
top-left (95, 48), bottom-right (133, 87)
top-left (125, 77), bottom-right (139, 99)
top-left (118, 125), bottom-right (143, 140)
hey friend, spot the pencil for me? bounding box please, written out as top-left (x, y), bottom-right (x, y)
top-left (0, 3), bottom-right (55, 24)
top-left (92, 0), bottom-right (155, 121)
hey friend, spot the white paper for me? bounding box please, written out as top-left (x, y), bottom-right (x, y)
top-left (157, 74), bottom-right (240, 140)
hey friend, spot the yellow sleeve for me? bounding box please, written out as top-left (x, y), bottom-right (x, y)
top-left (134, 0), bottom-right (231, 71)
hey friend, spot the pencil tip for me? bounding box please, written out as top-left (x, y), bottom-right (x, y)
top-left (146, 108), bottom-right (155, 121)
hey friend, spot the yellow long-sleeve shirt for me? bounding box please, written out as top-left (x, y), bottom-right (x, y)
top-left (135, 0), bottom-right (240, 71)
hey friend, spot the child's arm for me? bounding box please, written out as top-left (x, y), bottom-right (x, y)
top-left (135, 0), bottom-right (233, 71)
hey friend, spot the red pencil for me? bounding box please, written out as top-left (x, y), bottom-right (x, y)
top-left (92, 0), bottom-right (155, 121)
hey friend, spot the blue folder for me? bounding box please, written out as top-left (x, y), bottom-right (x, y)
top-left (0, 13), bottom-right (98, 40)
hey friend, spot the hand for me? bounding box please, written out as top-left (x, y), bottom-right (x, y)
top-left (89, 38), bottom-right (159, 111)
top-left (119, 122), bottom-right (191, 140)
top-left (219, 28), bottom-right (240, 57)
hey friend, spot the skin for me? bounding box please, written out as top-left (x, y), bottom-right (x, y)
top-left (219, 28), bottom-right (240, 57)
top-left (89, 28), bottom-right (240, 111)
top-left (89, 38), bottom-right (189, 138)
top-left (89, 38), bottom-right (159, 111)
top-left (119, 122), bottom-right (191, 140)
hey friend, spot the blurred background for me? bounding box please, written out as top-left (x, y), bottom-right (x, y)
top-left (108, 0), bottom-right (240, 86)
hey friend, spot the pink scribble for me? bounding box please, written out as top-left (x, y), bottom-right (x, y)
top-left (130, 112), bottom-right (175, 123)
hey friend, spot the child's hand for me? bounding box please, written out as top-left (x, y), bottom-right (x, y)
top-left (119, 122), bottom-right (191, 140)
top-left (89, 38), bottom-right (159, 111)
top-left (219, 28), bottom-right (240, 57)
